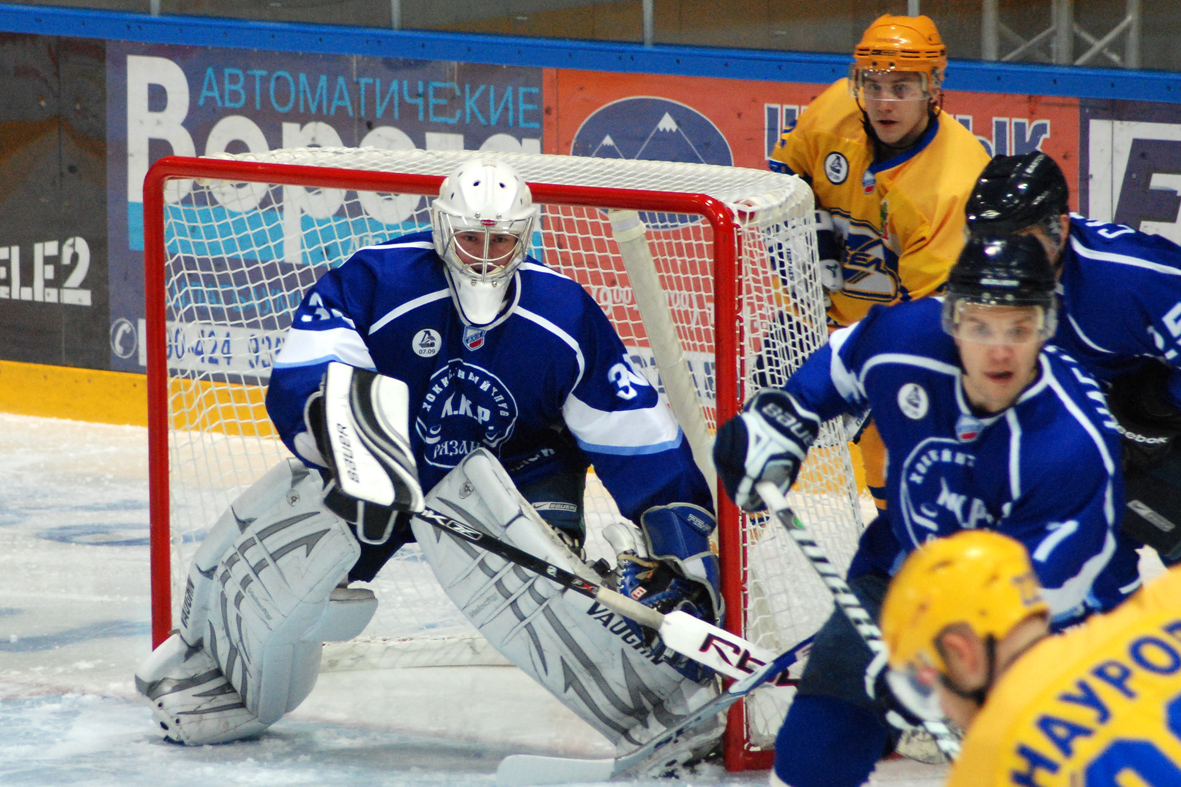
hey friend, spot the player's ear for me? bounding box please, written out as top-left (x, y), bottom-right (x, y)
top-left (936, 625), bottom-right (984, 683)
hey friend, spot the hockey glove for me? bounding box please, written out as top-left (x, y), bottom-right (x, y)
top-left (864, 649), bottom-right (933, 732)
top-left (1107, 361), bottom-right (1181, 469)
top-left (865, 650), bottom-right (962, 764)
top-left (815, 209), bottom-right (844, 304)
top-left (713, 389), bottom-right (820, 511)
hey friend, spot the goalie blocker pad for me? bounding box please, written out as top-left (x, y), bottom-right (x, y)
top-left (317, 362), bottom-right (424, 543)
top-left (409, 449), bottom-right (722, 756)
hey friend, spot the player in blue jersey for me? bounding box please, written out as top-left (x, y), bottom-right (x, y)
top-left (135, 159), bottom-right (725, 765)
top-left (966, 151), bottom-right (1181, 566)
top-left (713, 233), bottom-right (1141, 787)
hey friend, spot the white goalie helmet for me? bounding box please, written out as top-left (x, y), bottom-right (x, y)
top-left (431, 158), bottom-right (538, 325)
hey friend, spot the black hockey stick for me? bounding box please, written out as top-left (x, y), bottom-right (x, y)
top-left (755, 481), bottom-right (961, 761)
top-left (413, 506), bottom-right (796, 687)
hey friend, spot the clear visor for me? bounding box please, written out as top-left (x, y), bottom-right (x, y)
top-left (439, 215), bottom-right (531, 282)
top-left (942, 301), bottom-right (1056, 346)
top-left (849, 67), bottom-right (932, 103)
top-left (886, 663), bottom-right (946, 723)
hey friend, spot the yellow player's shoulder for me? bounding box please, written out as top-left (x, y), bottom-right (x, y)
top-left (929, 112), bottom-right (991, 177)
top-left (771, 80), bottom-right (865, 171)
top-left (789, 79), bottom-right (862, 136)
top-left (887, 113), bottom-right (988, 196)
top-left (879, 113), bottom-right (989, 251)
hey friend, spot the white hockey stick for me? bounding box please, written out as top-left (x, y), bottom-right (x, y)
top-left (755, 481), bottom-right (961, 761)
top-left (415, 506), bottom-right (794, 685)
top-left (496, 638), bottom-right (811, 786)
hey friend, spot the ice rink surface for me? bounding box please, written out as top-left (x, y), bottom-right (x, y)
top-left (0, 413), bottom-right (955, 786)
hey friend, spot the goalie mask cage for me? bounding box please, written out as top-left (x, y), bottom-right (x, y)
top-left (143, 147), bottom-right (864, 772)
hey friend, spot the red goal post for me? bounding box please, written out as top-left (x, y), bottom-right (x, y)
top-left (142, 147), bottom-right (865, 771)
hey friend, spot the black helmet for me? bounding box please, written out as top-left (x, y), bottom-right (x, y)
top-left (943, 234), bottom-right (1058, 339)
top-left (965, 152), bottom-right (1069, 235)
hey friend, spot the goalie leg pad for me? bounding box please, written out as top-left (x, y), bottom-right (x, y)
top-left (410, 448), bottom-right (722, 755)
top-left (179, 459), bottom-right (320, 643)
top-left (135, 633), bottom-right (268, 745)
top-left (206, 492), bottom-right (362, 725)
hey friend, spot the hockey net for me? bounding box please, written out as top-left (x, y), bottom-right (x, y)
top-left (143, 147), bottom-right (865, 770)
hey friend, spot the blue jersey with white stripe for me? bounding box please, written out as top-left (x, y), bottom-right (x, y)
top-left (265, 230), bottom-right (711, 520)
top-left (786, 298), bottom-right (1140, 626)
top-left (1053, 215), bottom-right (1181, 405)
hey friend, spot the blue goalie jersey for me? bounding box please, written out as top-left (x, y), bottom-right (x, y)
top-left (1053, 215), bottom-right (1181, 405)
top-left (785, 298), bottom-right (1141, 627)
top-left (265, 231), bottom-right (711, 521)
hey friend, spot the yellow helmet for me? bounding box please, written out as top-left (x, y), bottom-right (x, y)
top-left (850, 14), bottom-right (947, 100)
top-left (880, 530), bottom-right (1048, 676)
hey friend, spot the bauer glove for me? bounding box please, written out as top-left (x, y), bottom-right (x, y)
top-left (713, 389), bottom-right (819, 511)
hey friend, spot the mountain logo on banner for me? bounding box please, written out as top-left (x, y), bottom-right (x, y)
top-left (571, 97), bottom-right (732, 229)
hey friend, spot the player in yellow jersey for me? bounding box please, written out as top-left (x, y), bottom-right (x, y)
top-left (768, 14), bottom-right (991, 511)
top-left (881, 530), bottom-right (1181, 786)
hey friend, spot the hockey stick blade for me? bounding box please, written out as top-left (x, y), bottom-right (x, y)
top-left (413, 507), bottom-right (796, 685)
top-left (754, 481), bottom-right (961, 761)
top-left (495, 638), bottom-right (812, 786)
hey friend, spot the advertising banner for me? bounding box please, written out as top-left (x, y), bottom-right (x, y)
top-left (0, 26), bottom-right (1156, 382)
top-left (104, 41), bottom-right (543, 372)
top-left (1081, 99), bottom-right (1181, 242)
top-left (546, 69), bottom-right (1080, 203)
top-left (0, 33), bottom-right (109, 368)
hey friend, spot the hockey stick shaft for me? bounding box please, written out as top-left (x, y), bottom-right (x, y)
top-left (413, 506), bottom-right (794, 686)
top-left (754, 482), bottom-right (961, 760)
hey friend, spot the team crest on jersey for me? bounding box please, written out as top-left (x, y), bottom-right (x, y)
top-left (900, 437), bottom-right (995, 546)
top-left (824, 153), bottom-right (849, 185)
top-left (415, 360), bottom-right (518, 469)
top-left (463, 326), bottom-right (487, 350)
top-left (862, 170), bottom-right (876, 194)
top-left (955, 413), bottom-right (984, 442)
top-left (898, 383), bottom-right (929, 420)
top-left (413, 329), bottom-right (441, 357)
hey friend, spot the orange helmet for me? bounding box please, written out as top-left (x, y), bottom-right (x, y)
top-left (851, 15), bottom-right (947, 91)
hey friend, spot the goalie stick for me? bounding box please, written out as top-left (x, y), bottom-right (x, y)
top-left (414, 506), bottom-right (794, 686)
top-left (495, 637), bottom-right (812, 786)
top-left (755, 481), bottom-right (961, 761)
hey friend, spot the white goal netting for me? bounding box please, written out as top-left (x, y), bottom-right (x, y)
top-left (146, 146), bottom-right (865, 761)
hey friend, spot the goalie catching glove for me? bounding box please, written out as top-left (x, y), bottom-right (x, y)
top-left (306, 361), bottom-right (424, 544)
top-left (713, 389), bottom-right (820, 511)
top-left (604, 504), bottom-right (724, 682)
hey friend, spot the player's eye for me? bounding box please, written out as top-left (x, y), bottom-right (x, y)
top-left (964, 322), bottom-right (994, 341)
top-left (1007, 324), bottom-right (1035, 342)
